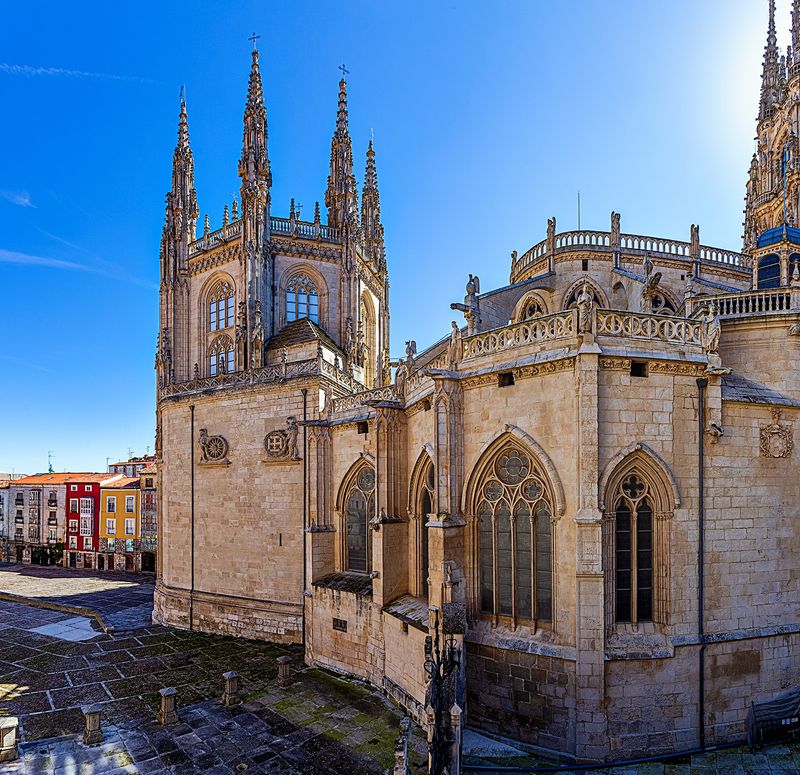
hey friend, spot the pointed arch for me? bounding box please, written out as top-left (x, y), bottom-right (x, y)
top-left (512, 291), bottom-right (549, 323)
top-left (464, 425), bottom-right (565, 517)
top-left (562, 277), bottom-right (608, 310)
top-left (598, 442), bottom-right (679, 512)
top-left (208, 334), bottom-right (234, 376)
top-left (408, 446), bottom-right (435, 598)
top-left (336, 457), bottom-right (376, 574)
top-left (463, 427), bottom-right (561, 629)
top-left (600, 443), bottom-right (677, 631)
top-left (277, 263), bottom-right (328, 329)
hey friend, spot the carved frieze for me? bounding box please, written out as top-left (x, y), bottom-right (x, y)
top-left (264, 417), bottom-right (301, 463)
top-left (198, 428), bottom-right (230, 465)
top-left (760, 409), bottom-right (794, 458)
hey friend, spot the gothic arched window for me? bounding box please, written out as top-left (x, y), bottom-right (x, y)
top-left (650, 292), bottom-right (676, 315)
top-left (602, 449), bottom-right (674, 631)
top-left (613, 474), bottom-right (653, 624)
top-left (563, 283), bottom-right (602, 310)
top-left (209, 281), bottom-right (234, 332)
top-left (410, 455), bottom-right (435, 598)
top-left (474, 443), bottom-right (553, 626)
top-left (286, 274), bottom-right (319, 323)
top-left (344, 465), bottom-right (375, 573)
top-left (209, 335), bottom-right (234, 377)
top-left (515, 293), bottom-right (547, 323)
top-left (757, 254), bottom-right (781, 289)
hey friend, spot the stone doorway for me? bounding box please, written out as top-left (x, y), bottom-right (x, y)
top-left (141, 552), bottom-right (155, 573)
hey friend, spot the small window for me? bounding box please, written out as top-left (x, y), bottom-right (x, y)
top-left (582, 259), bottom-right (589, 272)
top-left (79, 498), bottom-right (93, 515)
top-left (85, 485), bottom-right (91, 492)
top-left (145, 478), bottom-right (153, 488)
top-left (70, 498), bottom-right (78, 513)
top-left (630, 361), bottom-right (648, 378)
top-left (108, 538), bottom-right (116, 552)
top-left (71, 485), bottom-right (78, 492)
top-left (69, 536), bottom-right (77, 549)
top-left (106, 518), bottom-right (116, 534)
top-left (124, 518), bottom-right (135, 535)
top-left (333, 617), bottom-right (348, 632)
top-left (107, 496), bottom-right (116, 513)
top-left (498, 372), bottom-right (515, 388)
top-left (83, 536), bottom-right (92, 549)
top-left (357, 421), bottom-right (369, 435)
top-left (69, 520), bottom-right (78, 532)
top-left (125, 496), bottom-right (135, 514)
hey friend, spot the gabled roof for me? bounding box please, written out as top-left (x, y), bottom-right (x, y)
top-left (102, 477), bottom-right (140, 490)
top-left (267, 318), bottom-right (341, 354)
top-left (13, 473), bottom-right (123, 486)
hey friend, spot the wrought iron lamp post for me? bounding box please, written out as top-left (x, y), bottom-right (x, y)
top-left (424, 606), bottom-right (460, 775)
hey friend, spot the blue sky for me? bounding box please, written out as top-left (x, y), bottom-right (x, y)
top-left (0, 0), bottom-right (785, 474)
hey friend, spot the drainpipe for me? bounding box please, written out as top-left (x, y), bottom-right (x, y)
top-left (189, 403), bottom-right (195, 631)
top-left (696, 377), bottom-right (708, 750)
top-left (301, 388), bottom-right (308, 650)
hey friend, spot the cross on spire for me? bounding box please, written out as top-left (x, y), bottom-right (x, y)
top-left (248, 32), bottom-right (261, 50)
top-left (338, 63), bottom-right (349, 80)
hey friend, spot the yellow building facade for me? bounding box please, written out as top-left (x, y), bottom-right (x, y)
top-left (100, 478), bottom-right (141, 572)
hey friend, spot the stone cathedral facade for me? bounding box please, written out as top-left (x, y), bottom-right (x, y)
top-left (155, 7), bottom-right (800, 762)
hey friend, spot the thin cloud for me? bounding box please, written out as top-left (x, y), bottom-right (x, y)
top-left (0, 248), bottom-right (90, 272)
top-left (0, 190), bottom-right (35, 208)
top-left (0, 63), bottom-right (154, 84)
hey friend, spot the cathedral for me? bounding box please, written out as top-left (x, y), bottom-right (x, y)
top-left (154, 3), bottom-right (800, 762)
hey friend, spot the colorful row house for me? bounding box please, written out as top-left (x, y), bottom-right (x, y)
top-left (98, 478), bottom-right (142, 572)
top-left (1, 470), bottom-right (157, 574)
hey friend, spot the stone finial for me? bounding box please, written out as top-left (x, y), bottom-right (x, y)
top-left (203, 213), bottom-right (210, 236)
top-left (314, 201), bottom-right (321, 225)
top-left (223, 204), bottom-right (230, 227)
top-left (276, 654), bottom-right (292, 686)
top-left (0, 717), bottom-right (19, 763)
top-left (232, 198), bottom-right (239, 220)
top-left (222, 671), bottom-right (241, 707)
top-left (82, 704), bottom-right (103, 746)
top-left (158, 687), bottom-right (179, 725)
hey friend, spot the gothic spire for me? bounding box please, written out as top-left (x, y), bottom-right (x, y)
top-left (238, 48), bottom-right (271, 197)
top-left (760, 0), bottom-right (781, 120)
top-left (169, 96), bottom-right (198, 240)
top-left (325, 76), bottom-right (358, 230)
top-left (361, 138), bottom-right (384, 267)
top-left (793, 0), bottom-right (800, 62)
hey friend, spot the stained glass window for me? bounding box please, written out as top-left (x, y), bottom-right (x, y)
top-left (475, 443), bottom-right (553, 625)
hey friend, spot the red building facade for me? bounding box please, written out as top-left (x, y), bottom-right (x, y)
top-left (64, 475), bottom-right (121, 570)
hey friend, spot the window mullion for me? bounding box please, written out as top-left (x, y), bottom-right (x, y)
top-left (510, 510), bottom-right (518, 629)
top-left (492, 511), bottom-right (499, 626)
top-left (530, 510), bottom-right (537, 629)
top-left (631, 506), bottom-right (638, 626)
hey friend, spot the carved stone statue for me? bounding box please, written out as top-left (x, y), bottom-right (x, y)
top-left (345, 318), bottom-right (355, 360)
top-left (576, 281), bottom-right (594, 334)
top-left (447, 321), bottom-right (463, 368)
top-left (395, 361), bottom-right (408, 397)
top-left (546, 216), bottom-right (556, 252)
top-left (251, 300), bottom-right (264, 368)
top-left (703, 303), bottom-right (721, 354)
top-left (639, 255), bottom-right (662, 312)
top-left (193, 362), bottom-right (200, 379)
top-left (451, 273), bottom-right (482, 335)
top-left (611, 211), bottom-right (621, 245)
top-left (286, 416), bottom-right (299, 460)
top-left (690, 224), bottom-right (700, 257)
top-left (405, 339), bottom-right (417, 366)
top-left (198, 429), bottom-right (211, 462)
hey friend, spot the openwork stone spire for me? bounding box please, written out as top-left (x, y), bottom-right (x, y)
top-left (325, 77), bottom-right (358, 230)
top-left (239, 48), bottom-right (271, 195)
top-left (361, 139), bottom-right (384, 267)
top-left (760, 0), bottom-right (781, 120)
top-left (168, 96), bottom-right (198, 246)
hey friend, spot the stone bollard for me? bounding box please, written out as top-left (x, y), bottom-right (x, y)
top-left (158, 687), bottom-right (179, 725)
top-left (449, 704), bottom-right (462, 775)
top-left (393, 717), bottom-right (412, 775)
top-left (82, 704), bottom-right (103, 746)
top-left (222, 671), bottom-right (241, 707)
top-left (276, 655), bottom-right (292, 687)
top-left (0, 717), bottom-right (19, 762)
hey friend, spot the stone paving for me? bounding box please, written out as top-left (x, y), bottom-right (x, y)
top-left (0, 564), bottom-right (155, 631)
top-left (0, 591), bottom-right (427, 773)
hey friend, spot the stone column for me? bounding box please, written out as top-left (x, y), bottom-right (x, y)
top-left (82, 704), bottom-right (103, 746)
top-left (573, 333), bottom-right (608, 761)
top-left (221, 671), bottom-right (241, 707)
top-left (371, 404), bottom-right (407, 607)
top-left (0, 718), bottom-right (18, 762)
top-left (277, 655), bottom-right (292, 686)
top-left (158, 687), bottom-right (179, 725)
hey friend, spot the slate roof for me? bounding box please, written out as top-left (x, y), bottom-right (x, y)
top-left (383, 594), bottom-right (429, 632)
top-left (721, 373), bottom-right (800, 407)
top-left (267, 319), bottom-right (341, 354)
top-left (312, 571), bottom-right (373, 597)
